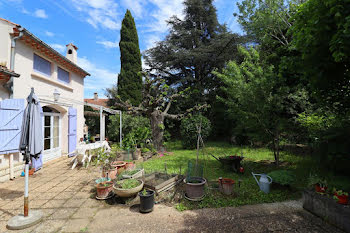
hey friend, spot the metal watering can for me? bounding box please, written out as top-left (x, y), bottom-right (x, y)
top-left (251, 172), bottom-right (272, 194)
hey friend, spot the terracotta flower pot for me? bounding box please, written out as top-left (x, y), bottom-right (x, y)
top-left (96, 181), bottom-right (113, 199)
top-left (111, 161), bottom-right (126, 169)
top-left (334, 193), bottom-right (349, 205)
top-left (28, 168), bottom-right (35, 176)
top-left (108, 168), bottom-right (118, 179)
top-left (218, 178), bottom-right (235, 195)
top-left (125, 162), bottom-right (135, 170)
top-left (315, 184), bottom-right (327, 193)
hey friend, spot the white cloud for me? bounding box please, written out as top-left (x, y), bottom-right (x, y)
top-left (69, 0), bottom-right (120, 30)
top-left (34, 9), bottom-right (48, 18)
top-left (148, 0), bottom-right (184, 32)
top-left (120, 0), bottom-right (144, 18)
top-left (145, 34), bottom-right (161, 49)
top-left (45, 31), bottom-right (54, 37)
top-left (21, 8), bottom-right (29, 14)
top-left (141, 57), bottom-right (150, 70)
top-left (78, 56), bottom-right (117, 94)
top-left (97, 40), bottom-right (118, 49)
top-left (49, 44), bottom-right (65, 53)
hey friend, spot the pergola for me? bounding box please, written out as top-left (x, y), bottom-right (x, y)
top-left (83, 101), bottom-right (122, 147)
top-left (38, 94), bottom-right (122, 147)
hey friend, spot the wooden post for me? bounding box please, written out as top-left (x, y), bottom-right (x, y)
top-left (9, 154), bottom-right (14, 179)
top-left (119, 112), bottom-right (122, 148)
top-left (99, 106), bottom-right (104, 141)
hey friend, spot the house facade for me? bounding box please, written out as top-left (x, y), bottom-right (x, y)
top-left (0, 18), bottom-right (90, 182)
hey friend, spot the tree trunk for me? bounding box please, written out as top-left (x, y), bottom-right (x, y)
top-left (150, 110), bottom-right (165, 151)
top-left (273, 132), bottom-right (280, 166)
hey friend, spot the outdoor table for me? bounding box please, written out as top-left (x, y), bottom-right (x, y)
top-left (68, 141), bottom-right (111, 169)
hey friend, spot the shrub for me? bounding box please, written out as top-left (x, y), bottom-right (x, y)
top-left (180, 114), bottom-right (211, 149)
top-left (107, 113), bottom-right (151, 148)
top-left (268, 170), bottom-right (296, 186)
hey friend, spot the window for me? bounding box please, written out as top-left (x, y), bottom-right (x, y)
top-left (44, 114), bottom-right (60, 150)
top-left (33, 54), bottom-right (51, 76)
top-left (57, 67), bottom-right (70, 84)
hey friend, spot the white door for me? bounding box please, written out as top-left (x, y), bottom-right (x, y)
top-left (43, 113), bottom-right (61, 162)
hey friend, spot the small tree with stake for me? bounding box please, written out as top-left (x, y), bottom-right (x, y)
top-left (107, 73), bottom-right (205, 151)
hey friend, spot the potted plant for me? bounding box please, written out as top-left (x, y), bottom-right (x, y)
top-left (184, 176), bottom-right (207, 199)
top-left (93, 148), bottom-right (117, 179)
top-left (138, 189), bottom-right (155, 213)
top-left (113, 178), bottom-right (144, 197)
top-left (95, 177), bottom-right (111, 184)
top-left (96, 181), bottom-right (113, 199)
top-left (125, 161), bottom-right (135, 170)
top-left (102, 163), bottom-right (118, 180)
top-left (28, 165), bottom-right (35, 176)
top-left (111, 161), bottom-right (126, 175)
top-left (333, 189), bottom-right (349, 205)
top-left (307, 173), bottom-right (328, 193)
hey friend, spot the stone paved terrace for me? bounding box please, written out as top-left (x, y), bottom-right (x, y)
top-left (0, 157), bottom-right (344, 233)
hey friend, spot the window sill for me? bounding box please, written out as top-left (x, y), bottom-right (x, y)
top-left (31, 72), bottom-right (73, 91)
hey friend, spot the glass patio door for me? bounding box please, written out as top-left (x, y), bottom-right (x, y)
top-left (43, 112), bottom-right (61, 162)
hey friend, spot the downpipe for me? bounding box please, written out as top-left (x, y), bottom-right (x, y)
top-left (5, 26), bottom-right (24, 98)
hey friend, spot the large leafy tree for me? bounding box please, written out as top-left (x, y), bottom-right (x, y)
top-left (236, 0), bottom-right (304, 46)
top-left (144, 0), bottom-right (242, 137)
top-left (117, 10), bottom-right (142, 106)
top-left (235, 0), bottom-right (305, 83)
top-left (290, 0), bottom-right (350, 174)
top-left (215, 46), bottom-right (308, 165)
top-left (108, 73), bottom-right (204, 150)
top-left (290, 0), bottom-right (350, 111)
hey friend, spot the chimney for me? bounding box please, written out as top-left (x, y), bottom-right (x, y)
top-left (94, 92), bottom-right (98, 100)
top-left (66, 43), bottom-right (78, 63)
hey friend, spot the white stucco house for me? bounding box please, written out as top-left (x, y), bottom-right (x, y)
top-left (0, 18), bottom-right (90, 182)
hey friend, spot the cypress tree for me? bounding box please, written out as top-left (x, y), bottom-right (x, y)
top-left (118, 10), bottom-right (142, 106)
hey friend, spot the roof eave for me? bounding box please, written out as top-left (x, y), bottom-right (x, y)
top-left (19, 27), bottom-right (90, 77)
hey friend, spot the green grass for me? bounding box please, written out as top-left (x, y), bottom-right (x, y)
top-left (143, 141), bottom-right (319, 210)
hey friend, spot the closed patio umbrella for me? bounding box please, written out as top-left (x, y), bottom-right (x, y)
top-left (7, 88), bottom-right (43, 230)
top-left (20, 88), bottom-right (43, 159)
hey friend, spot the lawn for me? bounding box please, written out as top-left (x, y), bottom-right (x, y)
top-left (142, 141), bottom-right (347, 210)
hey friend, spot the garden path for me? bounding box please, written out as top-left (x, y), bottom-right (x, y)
top-left (0, 157), bottom-right (343, 233)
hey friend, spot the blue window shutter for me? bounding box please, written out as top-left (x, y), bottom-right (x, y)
top-left (68, 107), bottom-right (77, 155)
top-left (57, 67), bottom-right (70, 84)
top-left (33, 54), bottom-right (51, 76)
top-left (0, 99), bottom-right (25, 154)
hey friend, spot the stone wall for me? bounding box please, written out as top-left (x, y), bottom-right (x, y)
top-left (303, 189), bottom-right (350, 232)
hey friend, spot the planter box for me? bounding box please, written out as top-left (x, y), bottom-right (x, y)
top-left (144, 172), bottom-right (182, 193)
top-left (303, 189), bottom-right (350, 232)
top-left (122, 169), bottom-right (144, 179)
top-left (117, 151), bottom-right (132, 161)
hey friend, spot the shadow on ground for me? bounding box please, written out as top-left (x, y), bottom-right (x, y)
top-left (0, 188), bottom-right (23, 199)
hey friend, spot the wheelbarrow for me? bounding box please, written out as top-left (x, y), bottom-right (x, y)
top-left (210, 153), bottom-right (244, 173)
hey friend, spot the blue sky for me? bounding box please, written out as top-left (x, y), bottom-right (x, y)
top-left (0, 0), bottom-right (242, 98)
